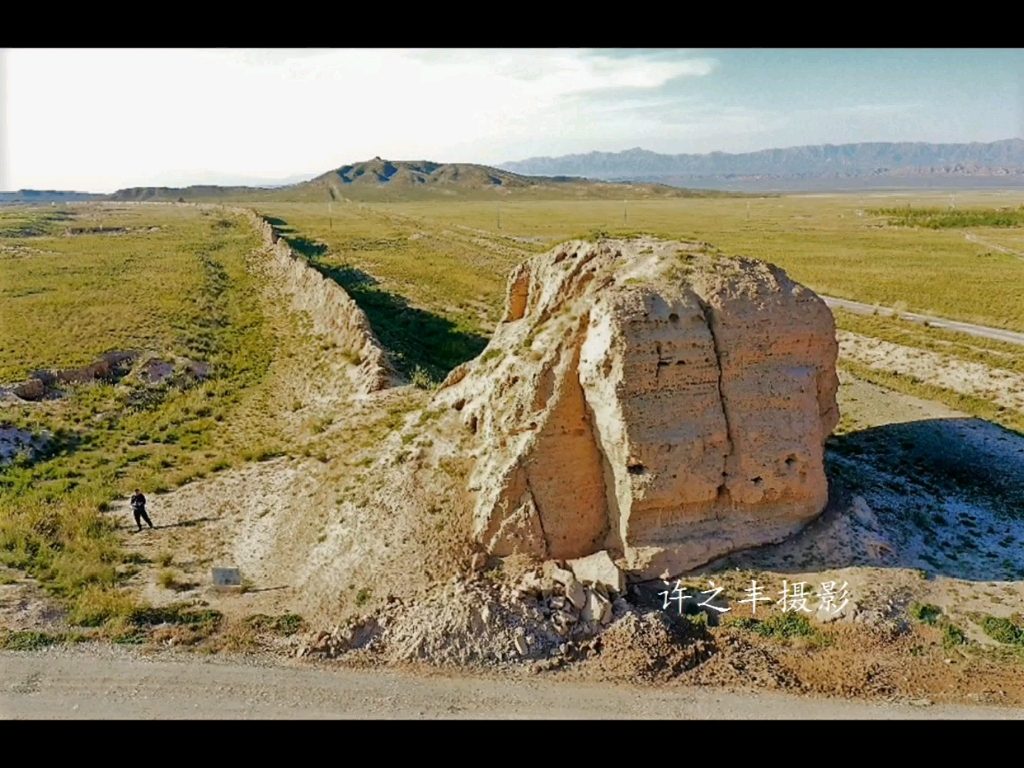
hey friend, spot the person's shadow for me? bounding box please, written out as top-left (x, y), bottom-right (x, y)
top-left (122, 515), bottom-right (218, 532)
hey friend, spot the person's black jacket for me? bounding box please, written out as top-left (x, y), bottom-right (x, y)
top-left (130, 492), bottom-right (146, 510)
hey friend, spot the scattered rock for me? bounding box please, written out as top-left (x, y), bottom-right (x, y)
top-left (139, 357), bottom-right (174, 385)
top-left (29, 370), bottom-right (56, 388)
top-left (54, 351), bottom-right (136, 384)
top-left (513, 630), bottom-right (529, 656)
top-left (564, 576), bottom-right (587, 611)
top-left (550, 566), bottom-right (575, 587)
top-left (854, 609), bottom-right (884, 627)
top-left (11, 379), bottom-right (44, 401)
top-left (7, 351), bottom-right (139, 397)
top-left (568, 550), bottom-right (625, 595)
top-left (611, 597), bottom-right (634, 619)
top-left (851, 496), bottom-right (878, 528)
top-left (865, 539), bottom-right (895, 560)
top-left (0, 427), bottom-right (47, 466)
top-left (582, 588), bottom-right (612, 625)
top-left (517, 572), bottom-right (543, 597)
top-left (183, 359), bottom-right (211, 380)
top-left (817, 600), bottom-right (858, 624)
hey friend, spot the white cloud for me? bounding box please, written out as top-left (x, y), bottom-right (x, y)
top-left (4, 49), bottom-right (718, 191)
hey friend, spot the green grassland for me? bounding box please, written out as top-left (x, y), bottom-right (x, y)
top-left (254, 193), bottom-right (1023, 436)
top-left (255, 192), bottom-right (1024, 338)
top-left (2, 190), bottom-right (1023, 632)
top-left (0, 204), bottom-right (277, 625)
top-left (1, 205), bottom-right (256, 380)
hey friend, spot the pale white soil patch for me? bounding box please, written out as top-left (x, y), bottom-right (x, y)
top-left (838, 330), bottom-right (1024, 412)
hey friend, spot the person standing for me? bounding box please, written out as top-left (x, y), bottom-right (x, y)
top-left (130, 489), bottom-right (154, 531)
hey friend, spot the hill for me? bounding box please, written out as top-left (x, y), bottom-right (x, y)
top-left (107, 158), bottom-right (743, 202)
top-left (0, 190), bottom-right (106, 205)
top-left (107, 185), bottom-right (274, 202)
top-left (500, 140), bottom-right (1024, 189)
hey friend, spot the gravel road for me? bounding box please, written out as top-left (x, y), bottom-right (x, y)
top-left (822, 296), bottom-right (1024, 347)
top-left (3, 647), bottom-right (1023, 719)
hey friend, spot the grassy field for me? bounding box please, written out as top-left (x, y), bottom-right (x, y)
top-left (252, 193), bottom-right (1023, 436)
top-left (255, 191), bottom-right (1024, 340)
top-left (2, 190), bottom-right (1022, 631)
top-left (0, 203), bottom-right (279, 626)
top-left (251, 202), bottom-right (522, 384)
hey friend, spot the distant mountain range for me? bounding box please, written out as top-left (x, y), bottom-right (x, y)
top-left (8, 140), bottom-right (1024, 204)
top-left (499, 140), bottom-right (1024, 190)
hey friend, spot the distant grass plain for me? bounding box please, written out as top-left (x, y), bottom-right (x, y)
top-left (255, 191), bottom-right (1024, 338)
top-left (1, 188), bottom-right (1022, 632)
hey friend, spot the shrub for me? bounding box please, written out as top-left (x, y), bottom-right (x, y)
top-left (980, 615), bottom-right (1024, 646)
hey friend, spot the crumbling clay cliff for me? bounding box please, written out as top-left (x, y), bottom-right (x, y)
top-left (432, 238), bottom-right (839, 580)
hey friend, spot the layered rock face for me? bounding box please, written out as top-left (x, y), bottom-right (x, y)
top-left (432, 238), bottom-right (839, 580)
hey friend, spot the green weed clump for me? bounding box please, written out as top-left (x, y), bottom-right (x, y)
top-left (908, 602), bottom-right (968, 650)
top-left (410, 366), bottom-right (436, 390)
top-left (871, 206), bottom-right (1024, 229)
top-left (909, 602), bottom-right (943, 625)
top-left (68, 585), bottom-right (138, 626)
top-left (942, 623), bottom-right (967, 649)
top-left (980, 615), bottom-right (1024, 646)
top-left (0, 630), bottom-right (63, 650)
top-left (245, 613), bottom-right (304, 636)
top-left (746, 612), bottom-right (817, 639)
top-left (730, 612), bottom-right (828, 648)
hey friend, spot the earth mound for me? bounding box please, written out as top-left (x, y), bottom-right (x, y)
top-left (431, 237), bottom-right (839, 580)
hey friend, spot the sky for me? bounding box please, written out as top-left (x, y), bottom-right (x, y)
top-left (1, 48), bottom-right (1022, 193)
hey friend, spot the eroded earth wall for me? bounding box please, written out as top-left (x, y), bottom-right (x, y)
top-left (432, 238), bottom-right (840, 580)
top-left (237, 208), bottom-right (398, 393)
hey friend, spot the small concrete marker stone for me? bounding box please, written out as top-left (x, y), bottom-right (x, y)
top-left (212, 567), bottom-right (241, 587)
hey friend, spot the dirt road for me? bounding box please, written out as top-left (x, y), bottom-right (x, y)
top-left (2, 647), bottom-right (1023, 719)
top-left (822, 296), bottom-right (1024, 347)
top-left (964, 232), bottom-right (1024, 261)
